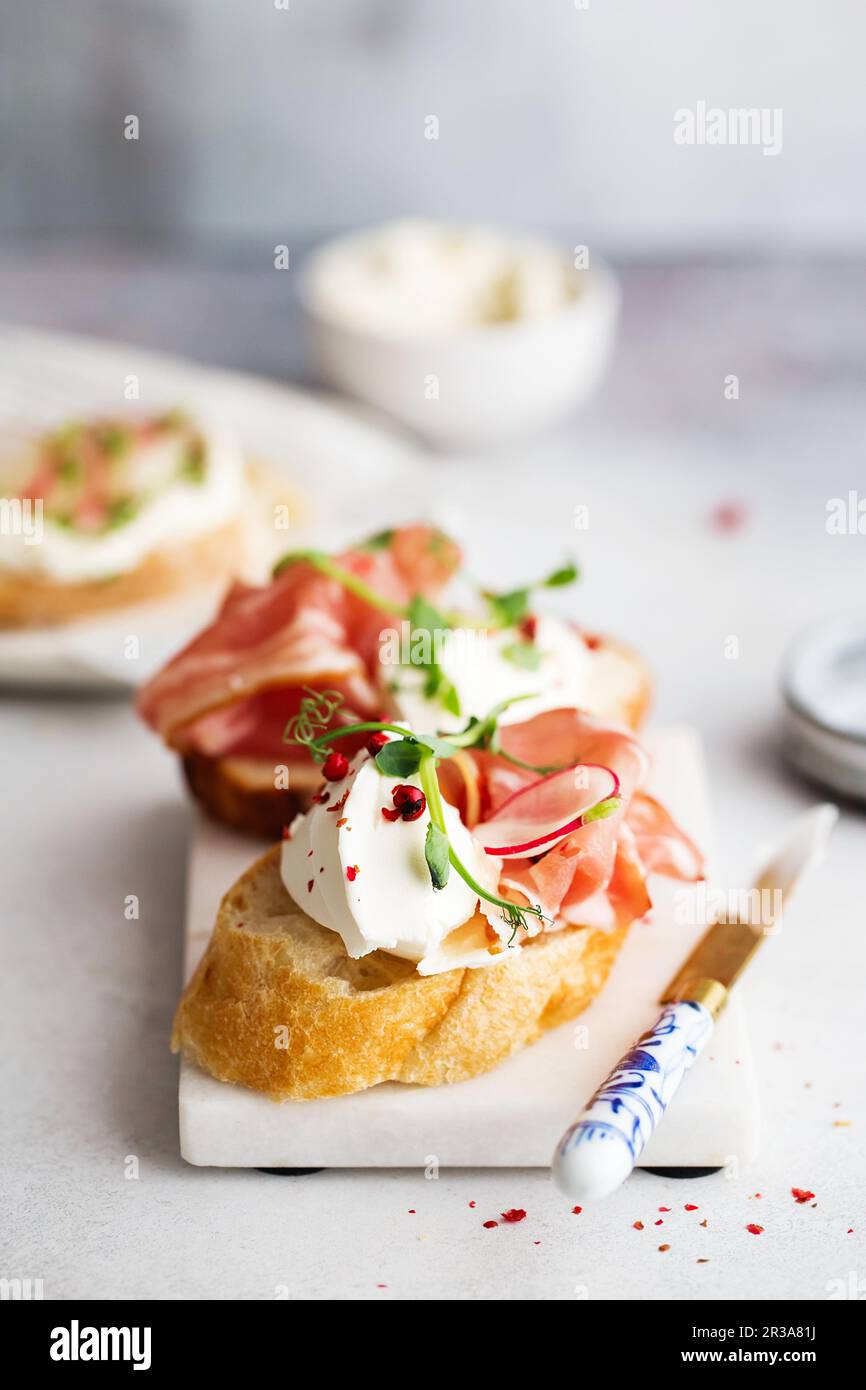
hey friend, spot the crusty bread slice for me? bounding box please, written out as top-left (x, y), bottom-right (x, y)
top-left (181, 635), bottom-right (653, 840)
top-left (172, 845), bottom-right (629, 1100)
top-left (0, 519), bottom-right (243, 629)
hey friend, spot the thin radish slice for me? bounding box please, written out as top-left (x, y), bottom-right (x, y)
top-left (474, 763), bottom-right (620, 859)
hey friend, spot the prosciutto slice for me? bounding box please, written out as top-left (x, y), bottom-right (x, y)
top-left (136, 525), bottom-right (459, 755)
top-left (467, 708), bottom-right (702, 931)
top-left (626, 790), bottom-right (704, 881)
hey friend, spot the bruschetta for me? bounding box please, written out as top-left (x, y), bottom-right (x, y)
top-left (0, 411), bottom-right (246, 627)
top-left (138, 524), bottom-right (652, 837)
top-left (172, 704), bottom-right (702, 1098)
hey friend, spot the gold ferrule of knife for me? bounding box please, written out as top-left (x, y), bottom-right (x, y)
top-left (667, 976), bottom-right (729, 1017)
top-left (661, 918), bottom-right (765, 1018)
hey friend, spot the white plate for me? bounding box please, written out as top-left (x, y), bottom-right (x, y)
top-left (0, 324), bottom-right (428, 691)
top-left (179, 726), bottom-right (760, 1169)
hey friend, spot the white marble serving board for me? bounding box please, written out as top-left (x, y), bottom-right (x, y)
top-left (179, 726), bottom-right (760, 1169)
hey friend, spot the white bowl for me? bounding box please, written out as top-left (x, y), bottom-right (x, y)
top-left (299, 235), bottom-right (620, 450)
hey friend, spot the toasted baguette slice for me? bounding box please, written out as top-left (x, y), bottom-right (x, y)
top-left (0, 519), bottom-right (243, 629)
top-left (172, 845), bottom-right (629, 1100)
top-left (181, 635), bottom-right (653, 840)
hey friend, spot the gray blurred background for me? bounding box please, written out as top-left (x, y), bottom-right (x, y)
top-left (0, 0), bottom-right (863, 442)
top-left (2, 0), bottom-right (864, 253)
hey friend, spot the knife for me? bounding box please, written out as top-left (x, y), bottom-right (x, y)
top-left (551, 803), bottom-right (838, 1203)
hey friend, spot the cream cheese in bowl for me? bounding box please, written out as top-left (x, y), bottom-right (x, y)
top-left (300, 219), bottom-right (619, 447)
top-left (304, 219), bottom-right (580, 337)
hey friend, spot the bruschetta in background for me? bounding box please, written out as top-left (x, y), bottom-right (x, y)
top-left (137, 524), bottom-right (652, 838)
top-left (0, 411), bottom-right (301, 629)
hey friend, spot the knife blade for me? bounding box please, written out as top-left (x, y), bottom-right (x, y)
top-left (662, 800), bottom-right (839, 1019)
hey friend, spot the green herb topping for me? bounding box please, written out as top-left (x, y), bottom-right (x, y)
top-left (483, 559), bottom-right (579, 628)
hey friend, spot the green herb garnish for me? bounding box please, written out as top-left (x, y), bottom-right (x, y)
top-left (374, 738), bottom-right (424, 777)
top-left (415, 747), bottom-right (540, 934)
top-left (545, 560), bottom-right (579, 588)
top-left (501, 640), bottom-right (542, 671)
top-left (56, 455), bottom-right (80, 483)
top-left (179, 437), bottom-right (207, 484)
top-left (96, 424), bottom-right (132, 460)
top-left (483, 558), bottom-right (580, 628)
top-left (50, 423), bottom-right (83, 450)
top-left (405, 595), bottom-right (461, 717)
top-left (358, 528), bottom-right (395, 552)
top-left (273, 550), bottom-right (406, 615)
top-left (579, 795), bottom-right (622, 824)
top-left (285, 688), bottom-right (350, 755)
top-left (424, 822), bottom-right (450, 890)
top-left (155, 409), bottom-right (189, 432)
top-left (484, 586), bottom-right (531, 628)
top-left (272, 544), bottom-right (485, 631)
top-left (104, 495), bottom-right (139, 530)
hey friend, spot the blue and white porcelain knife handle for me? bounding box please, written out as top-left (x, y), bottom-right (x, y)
top-left (552, 989), bottom-right (722, 1203)
top-left (552, 805), bottom-right (837, 1203)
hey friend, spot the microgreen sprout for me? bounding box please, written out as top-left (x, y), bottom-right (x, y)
top-left (482, 558), bottom-right (579, 628)
top-left (285, 688), bottom-right (350, 758)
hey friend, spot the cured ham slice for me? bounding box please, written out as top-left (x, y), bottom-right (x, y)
top-left (559, 825), bottom-right (653, 929)
top-left (626, 790), bottom-right (704, 881)
top-left (175, 686), bottom-right (374, 760)
top-left (481, 707), bottom-right (649, 813)
top-left (136, 525), bottom-right (459, 755)
top-left (467, 707), bottom-right (702, 930)
top-left (137, 567), bottom-right (373, 749)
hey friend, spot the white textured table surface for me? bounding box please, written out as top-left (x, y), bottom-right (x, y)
top-left (1, 253), bottom-right (864, 1301)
